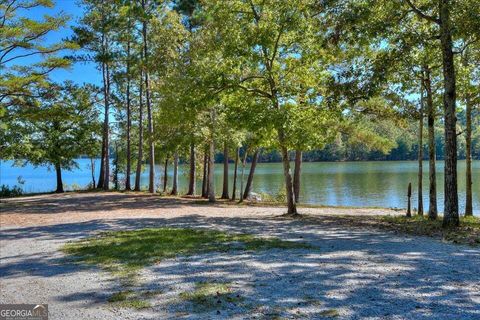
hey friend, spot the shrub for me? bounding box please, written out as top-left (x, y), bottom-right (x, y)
top-left (0, 185), bottom-right (23, 198)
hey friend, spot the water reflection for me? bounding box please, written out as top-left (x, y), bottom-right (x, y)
top-left (1, 160), bottom-right (478, 214)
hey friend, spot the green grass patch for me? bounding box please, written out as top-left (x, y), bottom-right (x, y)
top-left (179, 282), bottom-right (243, 311)
top-left (107, 290), bottom-right (151, 309)
top-left (377, 215), bottom-right (480, 245)
top-left (63, 227), bottom-right (311, 279)
top-left (319, 308), bottom-right (340, 317)
top-left (63, 228), bottom-right (310, 310)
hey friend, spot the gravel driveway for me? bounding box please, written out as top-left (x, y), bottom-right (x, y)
top-left (1, 193), bottom-right (479, 319)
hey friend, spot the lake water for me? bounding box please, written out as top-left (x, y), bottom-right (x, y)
top-left (1, 159), bottom-right (478, 214)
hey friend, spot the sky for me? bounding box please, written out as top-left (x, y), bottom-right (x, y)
top-left (24, 0), bottom-right (102, 86)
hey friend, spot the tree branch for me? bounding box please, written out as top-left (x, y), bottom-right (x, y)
top-left (404, 0), bottom-right (440, 24)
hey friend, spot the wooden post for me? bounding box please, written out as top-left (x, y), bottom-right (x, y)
top-left (407, 182), bottom-right (412, 217)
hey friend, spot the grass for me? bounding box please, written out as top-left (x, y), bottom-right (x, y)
top-left (107, 290), bottom-right (152, 309)
top-left (63, 228), bottom-right (310, 309)
top-left (179, 282), bottom-right (244, 311)
top-left (324, 214), bottom-right (480, 246)
top-left (319, 308), bottom-right (340, 317)
top-left (377, 215), bottom-right (480, 245)
top-left (63, 227), bottom-right (311, 279)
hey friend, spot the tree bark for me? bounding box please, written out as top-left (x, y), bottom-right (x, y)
top-left (97, 38), bottom-right (107, 190)
top-left (114, 142), bottom-right (119, 190)
top-left (279, 130), bottom-right (297, 214)
top-left (142, 0), bottom-right (155, 194)
top-left (125, 27), bottom-right (132, 191)
top-left (97, 128), bottom-right (105, 189)
top-left (186, 142), bottom-right (196, 195)
top-left (407, 182), bottom-right (412, 217)
top-left (417, 83), bottom-right (424, 216)
top-left (293, 150), bottom-right (302, 203)
top-left (201, 151), bottom-right (208, 198)
top-left (103, 62), bottom-right (111, 191)
top-left (163, 158), bottom-right (168, 193)
top-left (208, 141), bottom-right (215, 202)
top-left (171, 152), bottom-right (178, 195)
top-left (243, 149), bottom-right (259, 200)
top-left (221, 141), bottom-right (229, 199)
top-left (55, 162), bottom-right (64, 193)
top-left (134, 71), bottom-right (144, 191)
top-left (439, 0), bottom-right (459, 227)
top-left (424, 66), bottom-right (438, 220)
top-left (231, 147), bottom-right (239, 201)
top-left (465, 81), bottom-right (473, 216)
top-left (239, 149), bottom-right (248, 203)
top-left (90, 157), bottom-right (96, 188)
top-left (280, 145), bottom-right (297, 215)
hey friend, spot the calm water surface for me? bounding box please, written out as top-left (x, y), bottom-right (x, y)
top-left (1, 159), bottom-right (478, 214)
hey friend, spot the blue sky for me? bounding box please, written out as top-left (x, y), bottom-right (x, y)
top-left (25, 0), bottom-right (102, 86)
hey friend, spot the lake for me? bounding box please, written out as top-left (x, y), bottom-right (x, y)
top-left (1, 159), bottom-right (478, 214)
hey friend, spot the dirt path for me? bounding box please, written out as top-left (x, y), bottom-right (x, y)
top-left (0, 192), bottom-right (402, 228)
top-left (1, 193), bottom-right (479, 319)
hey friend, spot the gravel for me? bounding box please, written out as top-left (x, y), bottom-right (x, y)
top-left (1, 193), bottom-right (479, 319)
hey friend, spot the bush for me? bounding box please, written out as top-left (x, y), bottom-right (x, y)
top-left (0, 185), bottom-right (23, 198)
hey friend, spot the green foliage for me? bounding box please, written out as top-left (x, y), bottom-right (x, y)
top-left (0, 0), bottom-right (76, 105)
top-left (0, 185), bottom-right (23, 198)
top-left (1, 81), bottom-right (102, 172)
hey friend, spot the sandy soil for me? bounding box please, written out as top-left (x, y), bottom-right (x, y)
top-left (0, 192), bottom-right (402, 228)
top-left (1, 192), bottom-right (479, 319)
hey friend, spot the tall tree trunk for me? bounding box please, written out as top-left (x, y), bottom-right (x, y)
top-left (417, 83), bottom-right (424, 216)
top-left (103, 62), bottom-right (110, 191)
top-left (221, 141), bottom-right (229, 199)
top-left (55, 162), bottom-right (64, 193)
top-left (114, 142), bottom-right (119, 190)
top-left (171, 152), bottom-right (178, 195)
top-left (201, 151), bottom-right (208, 198)
top-left (239, 149), bottom-right (248, 203)
top-left (243, 149), bottom-right (260, 200)
top-left (231, 147), bottom-right (239, 201)
top-left (424, 66), bottom-right (438, 219)
top-left (97, 131), bottom-right (105, 189)
top-left (206, 154), bottom-right (210, 197)
top-left (293, 150), bottom-right (302, 203)
top-left (97, 57), bottom-right (108, 189)
top-left (465, 82), bottom-right (473, 216)
top-left (163, 158), bottom-right (168, 193)
top-left (279, 131), bottom-right (297, 214)
top-left (142, 0), bottom-right (155, 194)
top-left (439, 0), bottom-right (458, 227)
top-left (134, 71), bottom-right (144, 191)
top-left (90, 157), bottom-right (96, 188)
top-left (187, 142), bottom-right (196, 195)
top-left (125, 30), bottom-right (132, 191)
top-left (464, 52), bottom-right (473, 216)
top-left (278, 128), bottom-right (298, 215)
top-left (208, 140), bottom-right (215, 202)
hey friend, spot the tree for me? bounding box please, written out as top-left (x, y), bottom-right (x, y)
top-left (402, 0), bottom-right (460, 227)
top-left (458, 45), bottom-right (479, 216)
top-left (141, 0), bottom-right (155, 193)
top-left (2, 82), bottom-right (101, 192)
top-left (200, 0), bottom-right (331, 214)
top-left (0, 0), bottom-right (75, 111)
top-left (220, 141), bottom-right (229, 199)
top-left (75, 0), bottom-right (119, 191)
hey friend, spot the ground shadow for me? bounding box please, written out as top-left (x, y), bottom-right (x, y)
top-left (1, 213), bottom-right (479, 319)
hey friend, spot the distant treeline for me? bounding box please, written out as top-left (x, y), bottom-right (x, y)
top-left (214, 133), bottom-right (480, 163)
